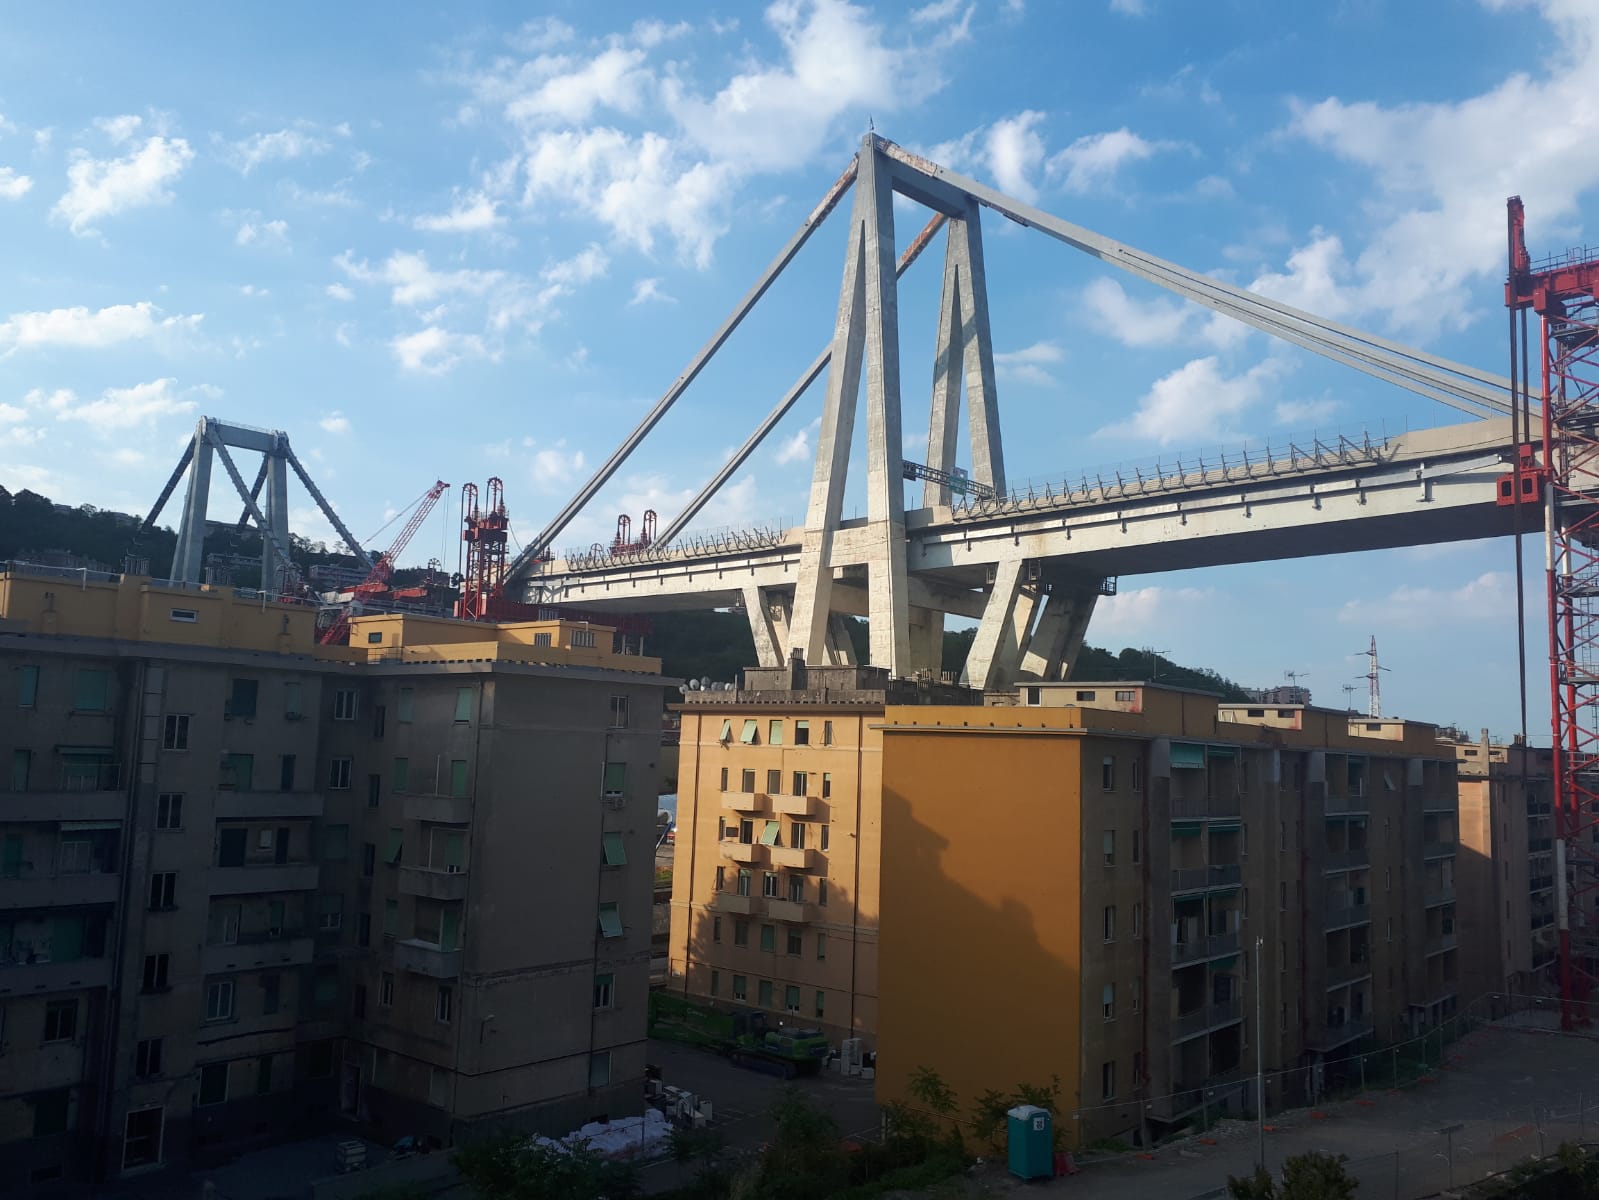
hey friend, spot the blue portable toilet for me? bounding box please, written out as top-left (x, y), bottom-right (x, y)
top-left (1006, 1103), bottom-right (1053, 1180)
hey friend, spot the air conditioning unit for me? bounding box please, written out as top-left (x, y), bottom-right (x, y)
top-left (446, 865), bottom-right (461, 875)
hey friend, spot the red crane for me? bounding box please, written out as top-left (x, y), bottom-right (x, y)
top-left (317, 480), bottom-right (450, 646)
top-left (1506, 196), bottom-right (1599, 1028)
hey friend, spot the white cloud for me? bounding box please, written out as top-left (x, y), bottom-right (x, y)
top-left (629, 277), bottom-right (676, 306)
top-left (508, 16), bottom-right (577, 53)
top-left (48, 378), bottom-right (201, 429)
top-left (390, 326), bottom-right (490, 374)
top-left (0, 301), bottom-right (201, 355)
top-left (1097, 355), bottom-right (1290, 445)
top-left (911, 0), bottom-right (962, 21)
top-left (229, 128), bottom-right (331, 174)
top-left (1048, 127), bottom-right (1171, 194)
top-left (984, 110), bottom-right (1047, 202)
top-left (1110, 0), bottom-right (1147, 14)
top-left (994, 340), bottom-right (1064, 386)
top-left (1274, 397), bottom-right (1341, 426)
top-left (326, 282), bottom-right (355, 301)
top-left (774, 429), bottom-right (811, 465)
top-left (1338, 571), bottom-right (1514, 628)
top-left (53, 135), bottom-right (194, 234)
top-left (236, 216), bottom-right (290, 248)
top-left (509, 46), bottom-right (654, 124)
top-left (0, 167), bottom-right (32, 199)
top-left (336, 250), bottom-right (504, 307)
top-left (532, 441), bottom-right (587, 490)
top-left (1093, 585), bottom-right (1216, 644)
top-left (94, 114), bottom-right (143, 144)
top-left (285, 181), bottom-right (357, 208)
top-left (0, 402), bottom-right (25, 423)
top-left (541, 243), bottom-right (609, 289)
top-left (1080, 277), bottom-right (1245, 350)
top-left (319, 411), bottom-right (352, 434)
top-left (414, 192), bottom-right (502, 233)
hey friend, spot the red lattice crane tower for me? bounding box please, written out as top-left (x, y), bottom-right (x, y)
top-left (317, 480), bottom-right (449, 646)
top-left (1507, 196), bottom-right (1599, 1028)
top-left (456, 477), bottom-right (511, 620)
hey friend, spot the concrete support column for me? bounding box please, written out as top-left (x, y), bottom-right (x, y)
top-left (743, 585), bottom-right (787, 669)
top-left (963, 558), bottom-right (1042, 692)
top-left (263, 450), bottom-right (291, 591)
top-left (171, 423), bottom-right (213, 584)
top-left (1018, 581), bottom-right (1103, 681)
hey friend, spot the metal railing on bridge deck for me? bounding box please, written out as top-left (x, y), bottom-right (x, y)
top-left (556, 522), bottom-right (791, 572)
top-left (948, 426), bottom-right (1394, 521)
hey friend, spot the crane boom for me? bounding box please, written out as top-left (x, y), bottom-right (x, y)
top-left (317, 480), bottom-right (449, 645)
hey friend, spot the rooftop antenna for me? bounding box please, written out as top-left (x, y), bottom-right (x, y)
top-left (1142, 644), bottom-right (1169, 682)
top-left (1341, 683), bottom-right (1357, 711)
top-left (1356, 635), bottom-right (1389, 718)
top-left (1284, 669), bottom-right (1309, 687)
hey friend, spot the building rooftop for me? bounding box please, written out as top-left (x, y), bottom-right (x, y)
top-left (680, 661), bottom-right (981, 708)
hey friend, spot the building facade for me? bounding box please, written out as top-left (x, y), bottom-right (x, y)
top-left (0, 564), bottom-right (667, 1193)
top-left (875, 683), bottom-right (1461, 1145)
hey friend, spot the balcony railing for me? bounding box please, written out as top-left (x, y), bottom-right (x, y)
top-left (213, 790), bottom-right (325, 819)
top-left (1326, 792), bottom-right (1370, 815)
top-left (1, 870), bottom-right (121, 909)
top-left (1424, 840), bottom-right (1457, 859)
top-left (1426, 931), bottom-right (1459, 956)
top-left (1324, 903), bottom-right (1371, 930)
top-left (402, 794), bottom-right (473, 825)
top-left (710, 893), bottom-right (756, 915)
top-left (392, 938), bottom-right (462, 979)
top-left (1172, 930), bottom-right (1241, 966)
top-left (1170, 792), bottom-right (1242, 821)
top-left (1424, 886), bottom-right (1456, 908)
top-left (1170, 864), bottom-right (1242, 894)
top-left (769, 846), bottom-right (819, 871)
top-left (202, 934), bottom-right (314, 975)
top-left (398, 866), bottom-right (469, 902)
top-left (720, 791), bottom-right (764, 814)
top-left (770, 793), bottom-right (815, 818)
top-left (1147, 1068), bottom-right (1247, 1121)
top-left (719, 842), bottom-right (762, 864)
top-left (1170, 998), bottom-right (1243, 1042)
top-left (1326, 960), bottom-right (1373, 990)
top-left (765, 899), bottom-right (813, 923)
top-left (208, 862), bottom-right (319, 896)
top-left (1307, 1019), bottom-right (1374, 1051)
top-left (1323, 848), bottom-right (1370, 872)
top-left (0, 954), bottom-right (114, 996)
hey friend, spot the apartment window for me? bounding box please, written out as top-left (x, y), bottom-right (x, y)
top-left (712, 916), bottom-right (722, 942)
top-left (761, 820), bottom-right (782, 847)
top-left (784, 984), bottom-right (802, 1014)
top-left (74, 668), bottom-right (111, 712)
top-left (741, 720), bottom-right (758, 745)
top-left (822, 773), bottom-right (832, 798)
top-left (141, 955), bottom-right (169, 994)
top-left (384, 900), bottom-right (400, 937)
top-left (732, 974), bottom-right (748, 1001)
top-left (1077, 690), bottom-right (1097, 701)
top-left (788, 875), bottom-right (805, 903)
top-left (766, 769), bottom-right (782, 795)
top-left (1132, 758), bottom-right (1143, 792)
top-left (601, 762), bottom-right (623, 797)
top-left (795, 720), bottom-right (810, 745)
top-left (397, 687), bottom-right (414, 722)
top-left (823, 720), bottom-right (834, 745)
top-left (815, 990), bottom-right (826, 1019)
top-left (598, 903), bottom-right (623, 938)
top-left (1101, 1061), bottom-right (1116, 1100)
top-left (318, 895), bottom-right (343, 932)
top-left (43, 999), bottom-right (78, 1042)
top-left (436, 984), bottom-right (453, 1024)
top-left (147, 872), bottom-right (176, 911)
top-left (255, 1055), bottom-right (274, 1095)
top-left (353, 983), bottom-right (367, 1020)
top-left (534, 631), bottom-right (553, 647)
top-left (1, 832), bottom-right (19, 878)
top-left (280, 754), bottom-right (297, 791)
top-left (10, 748), bottom-right (29, 791)
top-left (818, 878), bottom-right (829, 906)
top-left (227, 678), bottom-right (257, 718)
top-left (589, 1051), bottom-right (611, 1088)
top-left (602, 832), bottom-right (627, 866)
top-left (741, 769), bottom-right (756, 794)
top-left (820, 825), bottom-right (830, 851)
top-left (205, 981), bottom-right (235, 1022)
top-left (1280, 881), bottom-right (1287, 910)
top-left (1115, 689), bottom-right (1136, 702)
top-left (198, 1063), bottom-right (228, 1107)
top-left (1132, 976), bottom-right (1142, 1013)
top-left (737, 867), bottom-right (752, 895)
top-left (793, 771), bottom-right (808, 797)
top-left (357, 912), bottom-right (371, 947)
top-left (758, 979), bottom-right (774, 1008)
top-left (594, 972), bottom-right (615, 1009)
top-left (322, 824), bottom-right (349, 861)
top-left (1133, 902), bottom-right (1142, 939)
top-left (1103, 984), bottom-right (1116, 1020)
top-left (734, 919), bottom-right (750, 947)
top-left (452, 760), bottom-right (470, 798)
top-left (362, 842), bottom-right (376, 878)
top-left (608, 695), bottom-right (630, 729)
top-left (328, 758), bottom-right (352, 790)
top-left (714, 866), bottom-right (725, 892)
top-left (221, 753), bottom-right (253, 791)
top-left (1103, 905), bottom-right (1116, 942)
top-left (762, 872), bottom-right (779, 899)
top-left (1132, 831), bottom-right (1142, 864)
top-left (380, 973), bottom-right (394, 1007)
top-left (1025, 686), bottom-right (1042, 706)
top-left (162, 714), bottom-right (190, 750)
top-left (334, 689), bottom-right (358, 721)
top-left (283, 681), bottom-right (302, 718)
top-left (1102, 830), bottom-right (1115, 865)
top-left (372, 705), bottom-right (386, 737)
top-left (384, 828), bottom-right (404, 865)
top-left (1385, 867), bottom-right (1392, 891)
top-left (710, 970), bottom-right (720, 996)
top-left (393, 758), bottom-right (409, 792)
top-left (453, 687), bottom-right (473, 723)
top-left (1102, 757), bottom-right (1116, 791)
top-left (17, 664), bottom-right (38, 707)
top-left (1386, 918), bottom-right (1393, 941)
top-left (760, 924), bottom-right (776, 952)
top-left (135, 1038), bottom-right (163, 1078)
top-left (768, 720), bottom-right (783, 746)
top-left (787, 928), bottom-right (803, 956)
top-left (572, 629), bottom-right (597, 649)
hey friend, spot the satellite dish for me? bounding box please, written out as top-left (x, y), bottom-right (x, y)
top-left (699, 676), bottom-right (711, 689)
top-left (688, 680), bottom-right (701, 691)
top-left (678, 684), bottom-right (689, 695)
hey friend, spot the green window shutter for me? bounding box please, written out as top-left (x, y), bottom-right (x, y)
top-left (2, 834), bottom-right (23, 878)
top-left (453, 687), bottom-right (473, 722)
top-left (598, 903), bottom-right (623, 938)
top-left (760, 925), bottom-right (775, 952)
top-left (1171, 742), bottom-right (1206, 769)
top-left (383, 899), bottom-right (400, 936)
top-left (785, 985), bottom-right (800, 1009)
top-left (8, 752), bottom-right (27, 793)
top-left (760, 820), bottom-right (781, 846)
top-left (720, 720), bottom-right (732, 742)
top-left (602, 832), bottom-right (627, 866)
top-left (397, 688), bottom-right (414, 722)
top-left (758, 980), bottom-right (773, 1008)
top-left (74, 668), bottom-right (109, 711)
top-left (393, 758), bottom-right (409, 792)
top-left (440, 907), bottom-right (461, 951)
top-left (384, 828), bottom-right (404, 864)
top-left (268, 901), bottom-right (286, 934)
top-left (283, 681), bottom-right (302, 717)
top-left (444, 832), bottom-right (465, 870)
top-left (741, 720), bottom-right (758, 745)
top-left (450, 760), bottom-right (468, 798)
top-left (51, 916), bottom-right (84, 961)
top-left (768, 720), bottom-right (783, 746)
top-left (18, 666), bottom-right (38, 708)
top-left (603, 762), bottom-right (626, 794)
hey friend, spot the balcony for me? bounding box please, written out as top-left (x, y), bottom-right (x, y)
top-left (1172, 931), bottom-right (1241, 967)
top-left (720, 791), bottom-right (764, 814)
top-left (393, 938), bottom-right (462, 979)
top-left (770, 793), bottom-right (815, 818)
top-left (1426, 931), bottom-right (1459, 956)
top-left (1324, 903), bottom-right (1371, 931)
top-left (1323, 848), bottom-right (1370, 873)
top-left (1424, 797), bottom-right (1458, 815)
top-left (710, 893), bottom-right (756, 915)
top-left (1170, 792), bottom-right (1242, 821)
top-left (403, 793), bottom-right (473, 825)
top-left (1307, 1019), bottom-right (1374, 1052)
top-left (1325, 792), bottom-right (1370, 816)
top-left (1170, 998), bottom-right (1243, 1042)
top-left (1425, 886), bottom-right (1457, 908)
top-left (1170, 864), bottom-right (1242, 894)
top-left (202, 934), bottom-right (314, 976)
top-left (398, 866), bottom-right (469, 901)
top-left (4, 789), bottom-right (128, 823)
top-left (1424, 840), bottom-right (1457, 860)
top-left (0, 871), bottom-right (120, 911)
top-left (719, 842), bottom-right (762, 865)
top-left (769, 846), bottom-right (819, 871)
top-left (1326, 960), bottom-right (1373, 990)
top-left (765, 899), bottom-right (813, 923)
top-left (208, 863), bottom-right (319, 896)
top-left (213, 790), bottom-right (324, 819)
top-left (1147, 1068), bottom-right (1248, 1122)
top-left (0, 955), bottom-right (113, 996)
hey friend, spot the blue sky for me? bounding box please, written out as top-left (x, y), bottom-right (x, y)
top-left (1, 0), bottom-right (1593, 737)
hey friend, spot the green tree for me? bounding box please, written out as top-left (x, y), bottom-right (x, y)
top-left (451, 1132), bottom-right (640, 1200)
top-left (752, 1088), bottom-right (850, 1200)
top-left (1227, 1166), bottom-right (1278, 1200)
top-left (1227, 1152), bottom-right (1359, 1200)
